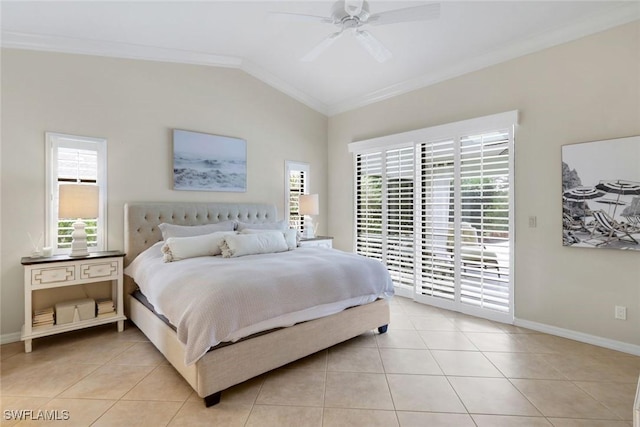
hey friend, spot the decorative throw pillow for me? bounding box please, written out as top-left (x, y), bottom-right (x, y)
top-left (220, 231), bottom-right (289, 258)
top-left (161, 231), bottom-right (236, 262)
top-left (235, 220), bottom-right (287, 232)
top-left (239, 228), bottom-right (297, 250)
top-left (158, 220), bottom-right (235, 240)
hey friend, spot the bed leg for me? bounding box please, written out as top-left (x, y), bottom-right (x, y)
top-left (204, 391), bottom-right (221, 407)
top-left (378, 325), bottom-right (388, 334)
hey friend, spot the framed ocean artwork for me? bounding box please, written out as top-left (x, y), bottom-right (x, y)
top-left (173, 129), bottom-right (247, 192)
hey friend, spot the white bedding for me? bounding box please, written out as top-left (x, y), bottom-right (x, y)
top-left (125, 243), bottom-right (394, 365)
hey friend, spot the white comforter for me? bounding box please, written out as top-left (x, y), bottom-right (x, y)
top-left (125, 244), bottom-right (394, 365)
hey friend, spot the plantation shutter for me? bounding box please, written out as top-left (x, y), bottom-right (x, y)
top-left (385, 147), bottom-right (415, 291)
top-left (288, 168), bottom-right (307, 231)
top-left (56, 147), bottom-right (99, 249)
top-left (418, 139), bottom-right (456, 300)
top-left (459, 131), bottom-right (510, 312)
top-left (350, 111), bottom-right (515, 322)
top-left (46, 133), bottom-right (107, 254)
top-left (355, 151), bottom-right (383, 260)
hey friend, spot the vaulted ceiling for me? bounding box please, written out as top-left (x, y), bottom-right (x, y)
top-left (2, 1), bottom-right (638, 115)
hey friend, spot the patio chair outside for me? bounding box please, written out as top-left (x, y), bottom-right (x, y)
top-left (590, 210), bottom-right (639, 246)
top-left (447, 223), bottom-right (501, 276)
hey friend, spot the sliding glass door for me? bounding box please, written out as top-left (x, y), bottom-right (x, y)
top-left (417, 130), bottom-right (512, 322)
top-left (351, 112), bottom-right (516, 323)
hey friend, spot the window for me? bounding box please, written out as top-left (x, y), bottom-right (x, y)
top-left (350, 111), bottom-right (516, 323)
top-left (46, 133), bottom-right (107, 254)
top-left (285, 161), bottom-right (310, 232)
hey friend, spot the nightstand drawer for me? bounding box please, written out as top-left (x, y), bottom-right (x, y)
top-left (80, 261), bottom-right (118, 279)
top-left (31, 266), bottom-right (75, 285)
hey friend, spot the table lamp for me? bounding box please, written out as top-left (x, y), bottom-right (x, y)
top-left (299, 193), bottom-right (319, 239)
top-left (58, 184), bottom-right (99, 257)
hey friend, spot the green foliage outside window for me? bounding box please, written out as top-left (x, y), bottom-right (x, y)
top-left (358, 175), bottom-right (508, 239)
top-left (356, 174), bottom-right (383, 234)
top-left (459, 177), bottom-right (509, 238)
top-left (57, 219), bottom-right (98, 248)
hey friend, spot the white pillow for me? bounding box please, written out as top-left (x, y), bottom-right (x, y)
top-left (221, 231), bottom-right (289, 258)
top-left (236, 220), bottom-right (287, 232)
top-left (158, 221), bottom-right (235, 240)
top-left (161, 231), bottom-right (236, 262)
top-left (239, 228), bottom-right (297, 250)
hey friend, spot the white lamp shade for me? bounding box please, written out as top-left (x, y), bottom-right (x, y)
top-left (58, 184), bottom-right (99, 219)
top-left (299, 194), bottom-right (319, 216)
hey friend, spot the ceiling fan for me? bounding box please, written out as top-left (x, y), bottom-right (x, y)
top-left (270, 0), bottom-right (441, 63)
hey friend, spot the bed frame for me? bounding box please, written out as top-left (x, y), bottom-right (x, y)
top-left (124, 202), bottom-right (390, 407)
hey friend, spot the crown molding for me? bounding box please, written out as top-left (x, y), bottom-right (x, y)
top-left (1, 31), bottom-right (243, 67)
top-left (1, 31), bottom-right (328, 115)
top-left (327, 4), bottom-right (640, 116)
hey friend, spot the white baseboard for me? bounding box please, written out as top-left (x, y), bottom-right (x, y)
top-left (1, 331), bottom-right (22, 345)
top-left (395, 293), bottom-right (640, 357)
top-left (515, 318), bottom-right (640, 357)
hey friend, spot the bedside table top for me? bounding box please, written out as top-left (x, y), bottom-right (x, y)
top-left (21, 250), bottom-right (125, 265)
top-left (299, 236), bottom-right (333, 242)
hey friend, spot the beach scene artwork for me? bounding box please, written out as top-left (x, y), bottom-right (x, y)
top-left (562, 135), bottom-right (640, 251)
top-left (173, 129), bottom-right (247, 192)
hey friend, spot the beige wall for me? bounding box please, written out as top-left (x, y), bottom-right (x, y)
top-left (1, 50), bottom-right (328, 337)
top-left (2, 22), bottom-right (639, 347)
top-left (328, 22), bottom-right (640, 346)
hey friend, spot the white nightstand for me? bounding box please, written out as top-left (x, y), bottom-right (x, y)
top-left (21, 251), bottom-right (126, 352)
top-left (298, 236), bottom-right (333, 249)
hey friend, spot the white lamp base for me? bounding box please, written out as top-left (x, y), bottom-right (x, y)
top-left (302, 217), bottom-right (316, 239)
top-left (69, 219), bottom-right (89, 257)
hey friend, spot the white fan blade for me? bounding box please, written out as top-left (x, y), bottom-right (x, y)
top-left (268, 12), bottom-right (334, 25)
top-left (354, 30), bottom-right (392, 63)
top-left (344, 0), bottom-right (364, 17)
top-left (368, 2), bottom-right (440, 26)
top-left (301, 31), bottom-right (343, 62)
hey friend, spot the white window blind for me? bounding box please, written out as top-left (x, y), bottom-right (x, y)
top-left (385, 147), bottom-right (415, 291)
top-left (355, 151), bottom-right (383, 260)
top-left (350, 111), bottom-right (516, 322)
top-left (56, 147), bottom-right (99, 249)
top-left (46, 133), bottom-right (107, 254)
top-left (419, 139), bottom-right (456, 300)
top-left (355, 148), bottom-right (414, 289)
top-left (285, 161), bottom-right (309, 232)
top-left (458, 131), bottom-right (510, 311)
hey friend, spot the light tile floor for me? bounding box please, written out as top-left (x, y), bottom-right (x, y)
top-left (1, 296), bottom-right (638, 426)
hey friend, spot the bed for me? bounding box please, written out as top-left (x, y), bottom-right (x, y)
top-left (123, 202), bottom-right (392, 407)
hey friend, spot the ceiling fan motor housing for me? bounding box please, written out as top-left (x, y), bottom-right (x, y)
top-left (333, 0), bottom-right (370, 22)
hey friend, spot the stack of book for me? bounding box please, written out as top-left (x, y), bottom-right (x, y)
top-left (96, 298), bottom-right (115, 318)
top-left (33, 307), bottom-right (54, 328)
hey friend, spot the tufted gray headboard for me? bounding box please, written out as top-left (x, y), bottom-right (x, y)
top-left (124, 202), bottom-right (278, 267)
